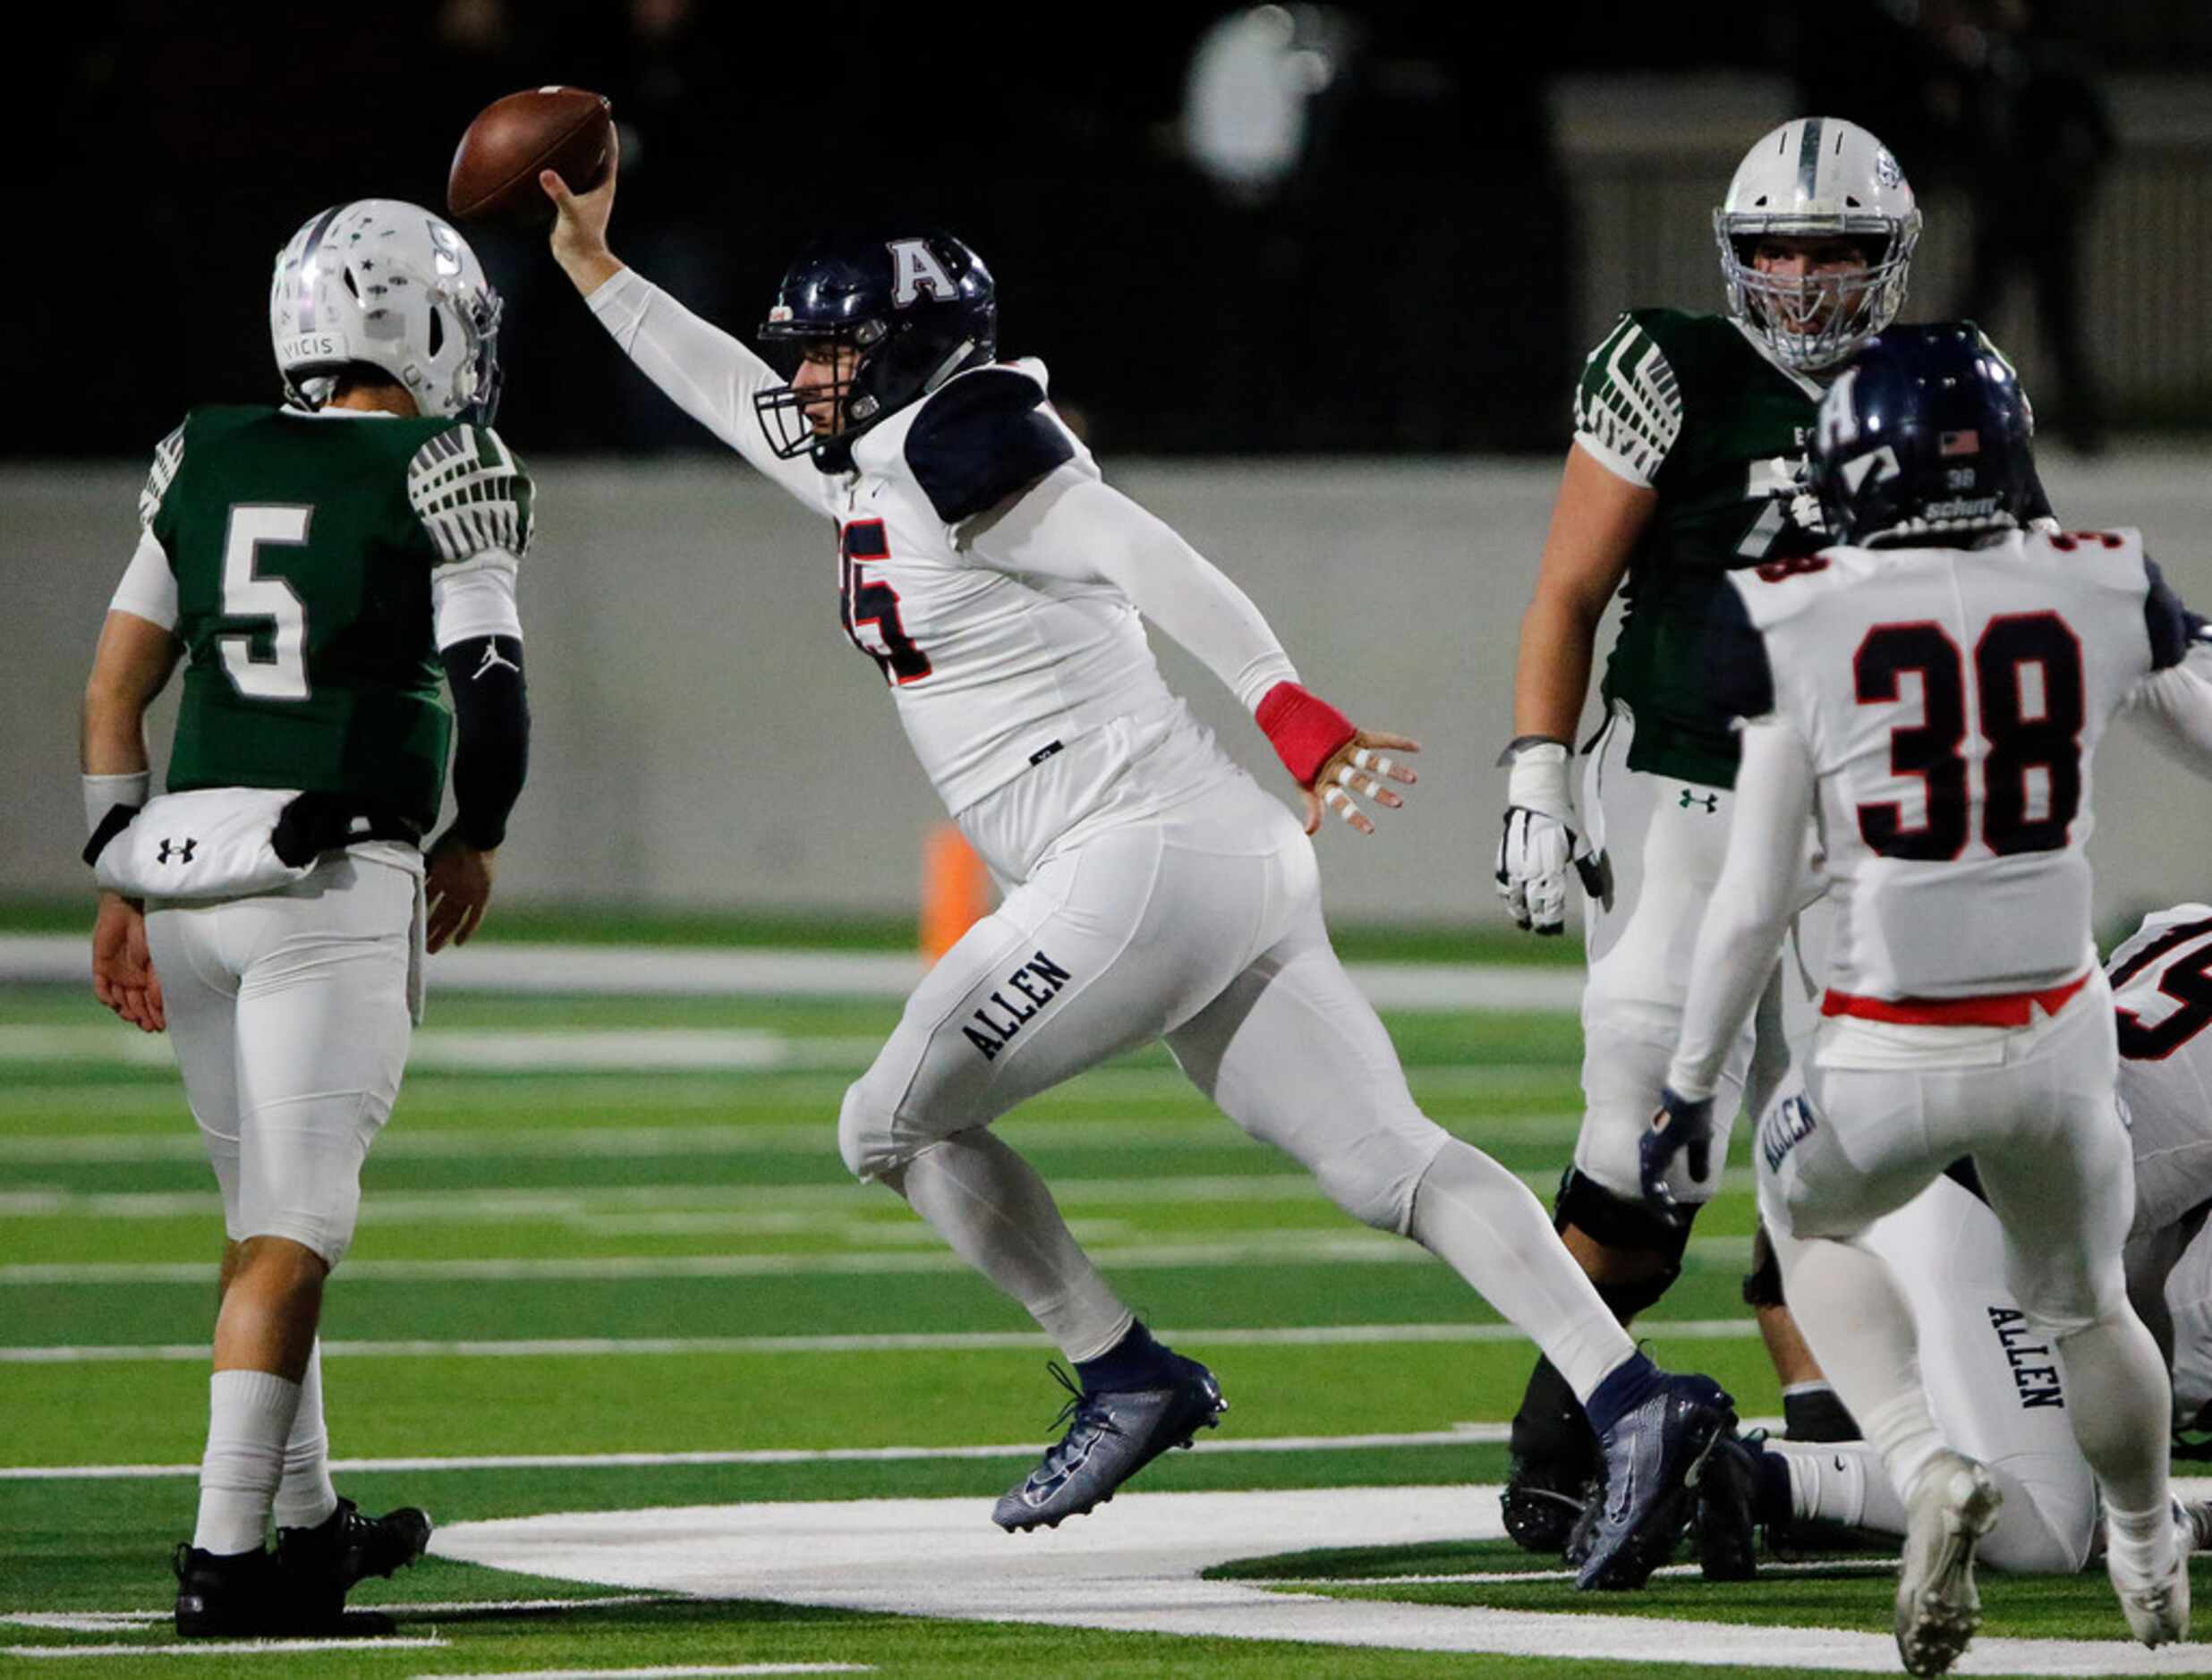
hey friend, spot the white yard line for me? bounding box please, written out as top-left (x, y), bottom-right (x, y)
top-left (413, 1669), bottom-right (871, 1679)
top-left (4, 1597), bottom-right (676, 1631)
top-left (4, 1414), bottom-right (1816, 1483)
top-left (0, 937), bottom-right (1587, 1011)
top-left (0, 1105), bottom-right (1586, 1164)
top-left (3, 1637), bottom-right (447, 1658)
top-left (0, 1318), bottom-right (1762, 1370)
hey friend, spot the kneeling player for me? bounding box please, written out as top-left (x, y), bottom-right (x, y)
top-left (84, 200), bottom-right (531, 1634)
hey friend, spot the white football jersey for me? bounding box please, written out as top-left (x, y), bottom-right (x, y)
top-left (820, 359), bottom-right (1186, 816)
top-left (1720, 528), bottom-right (2192, 1004)
top-left (2110, 904), bottom-right (2212, 1238)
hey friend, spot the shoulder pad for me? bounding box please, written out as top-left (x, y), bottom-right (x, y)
top-left (408, 423), bottom-right (533, 564)
top-left (2142, 555), bottom-right (2209, 672)
top-left (1706, 577), bottom-right (1777, 721)
top-left (905, 367), bottom-right (1076, 524)
top-left (138, 421), bottom-right (186, 530)
top-left (1575, 311), bottom-right (1687, 486)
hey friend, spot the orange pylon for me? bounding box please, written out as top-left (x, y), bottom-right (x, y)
top-left (920, 823), bottom-right (992, 963)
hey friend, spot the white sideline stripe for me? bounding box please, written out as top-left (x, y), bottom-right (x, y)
top-left (0, 935), bottom-right (1586, 1011)
top-left (0, 1318), bottom-right (1762, 1369)
top-left (3, 1637), bottom-right (447, 1659)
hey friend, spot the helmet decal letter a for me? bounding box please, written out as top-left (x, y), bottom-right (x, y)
top-left (889, 239), bottom-right (957, 308)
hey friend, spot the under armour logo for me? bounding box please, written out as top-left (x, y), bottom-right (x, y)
top-left (471, 641), bottom-right (520, 681)
top-left (157, 837), bottom-right (198, 864)
top-left (1680, 790), bottom-right (1719, 812)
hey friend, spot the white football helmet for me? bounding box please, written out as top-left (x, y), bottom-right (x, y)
top-left (1714, 116), bottom-right (1921, 373)
top-left (269, 199), bottom-right (504, 422)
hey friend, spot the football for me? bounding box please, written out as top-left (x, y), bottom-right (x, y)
top-left (447, 86), bottom-right (614, 224)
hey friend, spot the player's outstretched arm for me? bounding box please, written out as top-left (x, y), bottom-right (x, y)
top-left (541, 139), bottom-right (823, 505)
top-left (962, 465), bottom-right (1417, 834)
top-left (1496, 446), bottom-right (1654, 932)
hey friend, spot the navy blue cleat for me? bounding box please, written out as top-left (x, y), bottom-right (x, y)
top-left (993, 1358), bottom-right (1225, 1532)
top-left (1576, 1370), bottom-right (1738, 1591)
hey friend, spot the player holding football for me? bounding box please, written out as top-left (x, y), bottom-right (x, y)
top-left (1645, 324), bottom-right (2212, 1671)
top-left (1492, 116), bottom-right (2058, 1547)
top-left (539, 147), bottom-right (1731, 1585)
top-left (82, 200), bottom-right (532, 1635)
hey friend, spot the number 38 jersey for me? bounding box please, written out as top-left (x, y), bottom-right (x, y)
top-left (138, 405), bottom-right (532, 835)
top-left (1712, 528), bottom-right (2196, 1004)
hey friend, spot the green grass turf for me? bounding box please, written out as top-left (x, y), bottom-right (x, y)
top-left (0, 975), bottom-right (2157, 1677)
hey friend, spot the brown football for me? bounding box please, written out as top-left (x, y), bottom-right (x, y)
top-left (448, 86), bottom-right (614, 224)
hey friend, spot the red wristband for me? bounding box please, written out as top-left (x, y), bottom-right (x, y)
top-left (1255, 681), bottom-right (1356, 787)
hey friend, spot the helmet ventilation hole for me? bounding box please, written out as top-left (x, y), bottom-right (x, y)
top-left (428, 309), bottom-right (445, 357)
top-left (343, 268), bottom-right (360, 298)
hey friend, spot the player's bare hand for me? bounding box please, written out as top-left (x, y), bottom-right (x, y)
top-left (542, 125), bottom-right (621, 286)
top-left (425, 831), bottom-right (498, 954)
top-left (90, 890), bottom-right (165, 1033)
top-left (1303, 732), bottom-right (1420, 836)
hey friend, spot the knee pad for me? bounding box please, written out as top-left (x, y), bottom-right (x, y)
top-left (1553, 1167), bottom-right (1691, 1318)
top-left (1320, 1127), bottom-right (1450, 1234)
top-left (837, 1078), bottom-right (899, 1183)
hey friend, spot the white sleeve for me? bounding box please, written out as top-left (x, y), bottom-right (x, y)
top-left (108, 529), bottom-right (179, 631)
top-left (1666, 718), bottom-right (1816, 1101)
top-left (586, 266), bottom-right (828, 512)
top-left (964, 463), bottom-right (1298, 711)
top-left (2124, 641), bottom-right (2212, 778)
top-left (432, 549), bottom-right (523, 649)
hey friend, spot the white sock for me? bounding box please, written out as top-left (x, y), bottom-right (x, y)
top-left (273, 1340), bottom-right (340, 1532)
top-left (1773, 1438), bottom-right (1897, 1530)
top-left (2057, 1311), bottom-right (2174, 1520)
top-left (891, 1128), bottom-right (1132, 1362)
top-left (194, 1369), bottom-right (303, 1555)
top-left (1861, 1388), bottom-right (1948, 1507)
top-left (1406, 1141), bottom-right (1637, 1401)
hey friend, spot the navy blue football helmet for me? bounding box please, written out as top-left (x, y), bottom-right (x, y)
top-left (754, 232), bottom-right (997, 469)
top-left (1809, 323), bottom-right (2038, 548)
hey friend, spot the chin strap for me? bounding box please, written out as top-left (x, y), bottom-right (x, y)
top-left (1255, 681), bottom-right (1356, 787)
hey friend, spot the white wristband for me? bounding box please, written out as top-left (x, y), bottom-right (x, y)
top-left (84, 772), bottom-right (150, 837)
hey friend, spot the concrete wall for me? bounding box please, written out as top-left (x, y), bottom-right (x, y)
top-left (9, 451), bottom-right (2210, 929)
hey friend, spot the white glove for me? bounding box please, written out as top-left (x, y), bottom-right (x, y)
top-left (1493, 737), bottom-right (1596, 936)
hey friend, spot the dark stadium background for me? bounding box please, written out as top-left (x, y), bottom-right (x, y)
top-left (27, 0), bottom-right (2209, 462)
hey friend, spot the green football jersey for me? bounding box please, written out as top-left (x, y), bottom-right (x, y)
top-left (140, 405), bottom-right (532, 835)
top-left (1574, 309), bottom-right (1826, 789)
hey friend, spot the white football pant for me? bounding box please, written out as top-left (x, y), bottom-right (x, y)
top-left (1762, 973), bottom-right (2174, 1527)
top-left (146, 845), bottom-right (420, 1267)
top-left (1574, 703), bottom-right (1821, 1206)
top-left (839, 760), bottom-right (1447, 1227)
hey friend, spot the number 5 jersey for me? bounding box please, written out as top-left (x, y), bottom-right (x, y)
top-left (125, 406), bottom-right (532, 835)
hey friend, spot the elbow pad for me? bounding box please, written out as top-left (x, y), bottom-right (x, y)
top-left (441, 635), bottom-right (530, 849)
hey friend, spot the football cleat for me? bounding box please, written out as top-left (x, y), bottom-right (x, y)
top-left (1504, 1467), bottom-right (1598, 1557)
top-left (2109, 1508), bottom-right (2191, 1648)
top-left (1501, 1368), bottom-right (1602, 1555)
top-left (1893, 1452), bottom-right (2002, 1677)
top-left (1690, 1430), bottom-right (1770, 1582)
top-left (992, 1360), bottom-right (1225, 1533)
top-left (1575, 1371), bottom-right (1736, 1591)
top-left (173, 1542), bottom-right (281, 1639)
top-left (276, 1498), bottom-right (431, 1623)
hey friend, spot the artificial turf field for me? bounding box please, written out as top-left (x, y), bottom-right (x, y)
top-left (6, 922), bottom-right (2211, 1676)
